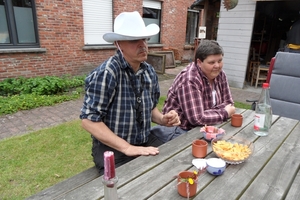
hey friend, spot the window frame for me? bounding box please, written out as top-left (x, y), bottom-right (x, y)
top-left (0, 0), bottom-right (40, 49)
top-left (143, 0), bottom-right (161, 44)
top-left (82, 0), bottom-right (113, 45)
top-left (185, 9), bottom-right (200, 45)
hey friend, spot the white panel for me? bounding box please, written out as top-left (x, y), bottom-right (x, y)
top-left (218, 23), bottom-right (253, 30)
top-left (82, 0), bottom-right (112, 45)
top-left (218, 29), bottom-right (253, 37)
top-left (218, 35), bottom-right (250, 42)
top-left (219, 17), bottom-right (254, 24)
top-left (217, 0), bottom-right (257, 89)
top-left (220, 11), bottom-right (254, 18)
top-left (143, 0), bottom-right (161, 9)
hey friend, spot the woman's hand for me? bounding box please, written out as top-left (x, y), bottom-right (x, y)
top-left (161, 110), bottom-right (181, 127)
top-left (225, 103), bottom-right (236, 117)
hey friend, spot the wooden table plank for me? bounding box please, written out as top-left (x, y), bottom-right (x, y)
top-left (191, 116), bottom-right (297, 199)
top-left (60, 109), bottom-right (246, 199)
top-left (26, 167), bottom-right (99, 200)
top-left (240, 121), bottom-right (300, 199)
top-left (59, 126), bottom-right (205, 199)
top-left (32, 108), bottom-right (300, 200)
top-left (285, 164), bottom-right (300, 200)
top-left (148, 110), bottom-right (257, 199)
top-left (117, 145), bottom-right (196, 199)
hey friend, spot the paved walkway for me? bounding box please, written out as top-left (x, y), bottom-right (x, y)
top-left (0, 65), bottom-right (260, 140)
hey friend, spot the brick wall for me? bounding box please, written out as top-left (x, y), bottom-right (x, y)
top-left (0, 0), bottom-right (197, 81)
top-left (161, 0), bottom-right (195, 61)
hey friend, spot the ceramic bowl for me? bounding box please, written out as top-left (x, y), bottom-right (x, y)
top-left (192, 158), bottom-right (207, 170)
top-left (231, 114), bottom-right (243, 127)
top-left (206, 158), bottom-right (226, 176)
top-left (211, 135), bottom-right (254, 164)
top-left (200, 126), bottom-right (225, 141)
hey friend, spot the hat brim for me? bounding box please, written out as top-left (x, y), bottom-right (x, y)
top-left (103, 24), bottom-right (160, 43)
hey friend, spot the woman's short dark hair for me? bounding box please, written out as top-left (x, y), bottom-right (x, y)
top-left (194, 39), bottom-right (224, 63)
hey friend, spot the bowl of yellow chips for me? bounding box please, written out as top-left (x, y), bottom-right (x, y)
top-left (211, 135), bottom-right (254, 164)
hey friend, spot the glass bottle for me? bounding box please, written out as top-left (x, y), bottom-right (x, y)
top-left (102, 151), bottom-right (119, 200)
top-left (254, 83), bottom-right (272, 136)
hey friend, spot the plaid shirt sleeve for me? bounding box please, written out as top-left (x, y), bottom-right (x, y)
top-left (80, 60), bottom-right (117, 122)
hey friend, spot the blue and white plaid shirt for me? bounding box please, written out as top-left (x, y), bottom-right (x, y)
top-left (80, 50), bottom-right (160, 145)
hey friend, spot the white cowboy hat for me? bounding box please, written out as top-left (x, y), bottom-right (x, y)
top-left (103, 11), bottom-right (160, 43)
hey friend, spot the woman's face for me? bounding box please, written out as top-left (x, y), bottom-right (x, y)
top-left (197, 54), bottom-right (223, 81)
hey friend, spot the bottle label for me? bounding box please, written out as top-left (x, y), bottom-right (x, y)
top-left (254, 114), bottom-right (265, 130)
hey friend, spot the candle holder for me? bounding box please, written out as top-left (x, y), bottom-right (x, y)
top-left (102, 151), bottom-right (119, 200)
top-left (102, 176), bottom-right (119, 200)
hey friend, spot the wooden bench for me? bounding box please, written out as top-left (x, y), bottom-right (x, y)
top-left (26, 166), bottom-right (99, 200)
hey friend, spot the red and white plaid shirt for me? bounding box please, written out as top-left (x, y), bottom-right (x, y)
top-left (163, 62), bottom-right (234, 130)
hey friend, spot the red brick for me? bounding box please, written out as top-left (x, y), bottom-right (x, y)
top-left (0, 0), bottom-right (200, 81)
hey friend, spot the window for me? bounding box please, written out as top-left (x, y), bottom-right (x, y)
top-left (0, 0), bottom-right (39, 48)
top-left (185, 9), bottom-right (199, 45)
top-left (82, 0), bottom-right (112, 45)
top-left (82, 0), bottom-right (159, 45)
top-left (143, 0), bottom-right (161, 44)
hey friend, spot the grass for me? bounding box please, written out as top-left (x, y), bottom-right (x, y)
top-left (0, 120), bottom-right (93, 200)
top-left (0, 97), bottom-right (251, 199)
top-left (234, 102), bottom-right (251, 110)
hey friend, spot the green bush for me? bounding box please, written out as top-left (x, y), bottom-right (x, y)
top-left (0, 74), bottom-right (252, 116)
top-left (0, 75), bottom-right (85, 116)
top-left (0, 75), bottom-right (85, 96)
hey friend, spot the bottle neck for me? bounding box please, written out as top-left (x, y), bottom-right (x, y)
top-left (259, 87), bottom-right (270, 105)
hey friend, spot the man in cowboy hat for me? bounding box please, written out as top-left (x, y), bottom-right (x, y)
top-left (80, 11), bottom-right (181, 174)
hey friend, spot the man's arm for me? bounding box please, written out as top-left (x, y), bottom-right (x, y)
top-left (81, 119), bottom-right (159, 156)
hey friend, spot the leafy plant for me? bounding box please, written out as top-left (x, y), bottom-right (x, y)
top-left (0, 75), bottom-right (85, 96)
top-left (0, 75), bottom-right (85, 116)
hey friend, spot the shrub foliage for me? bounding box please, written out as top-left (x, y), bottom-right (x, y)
top-left (0, 75), bottom-right (86, 115)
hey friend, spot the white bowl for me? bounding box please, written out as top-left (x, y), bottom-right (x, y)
top-left (206, 158), bottom-right (226, 176)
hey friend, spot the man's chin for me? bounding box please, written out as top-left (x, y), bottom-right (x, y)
top-left (139, 51), bottom-right (147, 56)
top-left (139, 53), bottom-right (148, 60)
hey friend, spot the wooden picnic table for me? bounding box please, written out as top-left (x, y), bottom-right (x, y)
top-left (27, 108), bottom-right (300, 199)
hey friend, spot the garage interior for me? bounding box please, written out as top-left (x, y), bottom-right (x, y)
top-left (250, 0), bottom-right (300, 64)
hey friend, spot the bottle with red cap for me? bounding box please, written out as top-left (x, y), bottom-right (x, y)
top-left (254, 83), bottom-right (272, 136)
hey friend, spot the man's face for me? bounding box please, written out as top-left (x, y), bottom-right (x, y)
top-left (117, 39), bottom-right (148, 64)
top-left (197, 54), bottom-right (223, 80)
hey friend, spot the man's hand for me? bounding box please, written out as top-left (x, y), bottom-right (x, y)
top-left (161, 110), bottom-right (181, 127)
top-left (123, 145), bottom-right (160, 156)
